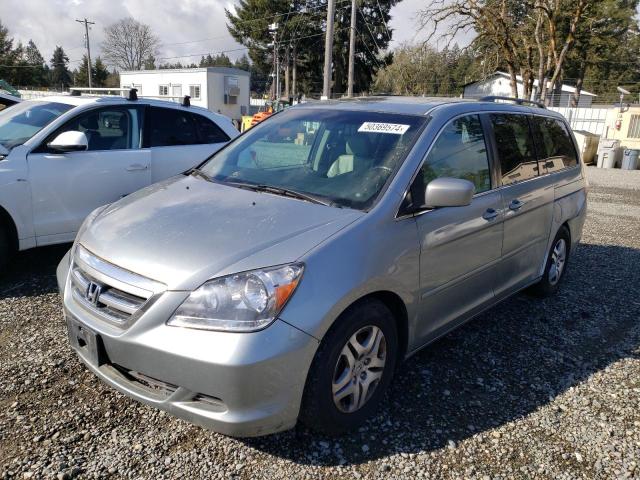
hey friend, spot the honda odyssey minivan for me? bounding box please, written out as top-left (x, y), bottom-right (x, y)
top-left (57, 96), bottom-right (587, 437)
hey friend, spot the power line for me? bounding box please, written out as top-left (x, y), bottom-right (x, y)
top-left (356, 3), bottom-right (382, 53)
top-left (375, 0), bottom-right (392, 41)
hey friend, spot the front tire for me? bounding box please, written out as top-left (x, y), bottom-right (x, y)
top-left (0, 227), bottom-right (9, 273)
top-left (529, 225), bottom-right (571, 297)
top-left (300, 298), bottom-right (398, 435)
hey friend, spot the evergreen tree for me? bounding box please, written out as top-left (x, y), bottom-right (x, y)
top-left (227, 0), bottom-right (401, 97)
top-left (25, 40), bottom-right (48, 86)
top-left (234, 54), bottom-right (251, 71)
top-left (50, 46), bottom-right (72, 90)
top-left (93, 57), bottom-right (109, 87)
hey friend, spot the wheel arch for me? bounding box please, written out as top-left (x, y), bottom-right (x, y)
top-left (334, 290), bottom-right (410, 361)
top-left (0, 205), bottom-right (18, 253)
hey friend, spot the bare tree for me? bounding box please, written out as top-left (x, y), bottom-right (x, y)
top-left (101, 18), bottom-right (159, 71)
top-left (418, 0), bottom-right (587, 103)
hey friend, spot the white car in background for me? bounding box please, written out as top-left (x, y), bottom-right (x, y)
top-left (0, 93), bottom-right (238, 268)
top-left (0, 92), bottom-right (21, 111)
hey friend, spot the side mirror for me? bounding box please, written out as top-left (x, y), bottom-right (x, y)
top-left (0, 144), bottom-right (9, 158)
top-left (425, 177), bottom-right (475, 208)
top-left (47, 131), bottom-right (88, 153)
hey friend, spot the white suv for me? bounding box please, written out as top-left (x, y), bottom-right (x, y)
top-left (0, 94), bottom-right (238, 268)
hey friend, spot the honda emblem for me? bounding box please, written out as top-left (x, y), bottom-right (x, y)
top-left (85, 282), bottom-right (102, 306)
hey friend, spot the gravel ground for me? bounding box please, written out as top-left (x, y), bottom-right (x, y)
top-left (1, 166), bottom-right (639, 479)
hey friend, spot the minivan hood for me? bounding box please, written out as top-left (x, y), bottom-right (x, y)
top-left (80, 175), bottom-right (363, 290)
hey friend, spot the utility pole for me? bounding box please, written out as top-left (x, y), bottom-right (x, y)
top-left (322, 0), bottom-right (336, 100)
top-left (76, 18), bottom-right (95, 88)
top-left (270, 22), bottom-right (278, 101)
top-left (347, 0), bottom-right (357, 97)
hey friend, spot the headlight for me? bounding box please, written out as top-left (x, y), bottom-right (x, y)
top-left (167, 263), bottom-right (304, 332)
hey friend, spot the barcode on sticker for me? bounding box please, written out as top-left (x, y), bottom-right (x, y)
top-left (358, 122), bottom-right (410, 135)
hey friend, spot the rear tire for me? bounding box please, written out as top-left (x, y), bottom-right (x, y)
top-left (529, 225), bottom-right (571, 297)
top-left (300, 298), bottom-right (398, 435)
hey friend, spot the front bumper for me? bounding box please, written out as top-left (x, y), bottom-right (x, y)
top-left (57, 250), bottom-right (319, 437)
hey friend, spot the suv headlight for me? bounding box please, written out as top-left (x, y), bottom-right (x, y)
top-left (167, 263), bottom-right (304, 332)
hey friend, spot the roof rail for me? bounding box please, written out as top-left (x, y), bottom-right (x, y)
top-left (479, 96), bottom-right (546, 109)
top-left (182, 95), bottom-right (190, 107)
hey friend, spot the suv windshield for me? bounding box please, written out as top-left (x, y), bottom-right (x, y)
top-left (200, 108), bottom-right (426, 209)
top-left (0, 101), bottom-right (73, 149)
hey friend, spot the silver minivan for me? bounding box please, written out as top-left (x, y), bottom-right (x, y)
top-left (57, 97), bottom-right (587, 437)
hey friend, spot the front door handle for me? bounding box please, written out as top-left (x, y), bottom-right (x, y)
top-left (482, 208), bottom-right (499, 221)
top-left (509, 199), bottom-right (524, 211)
top-left (126, 163), bottom-right (148, 171)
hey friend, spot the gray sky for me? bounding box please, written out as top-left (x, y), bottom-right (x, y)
top-left (2, 0), bottom-right (474, 70)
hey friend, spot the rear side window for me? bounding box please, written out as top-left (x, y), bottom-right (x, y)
top-left (419, 114), bottom-right (491, 194)
top-left (193, 114), bottom-right (230, 144)
top-left (146, 107), bottom-right (199, 147)
top-left (490, 113), bottom-right (538, 186)
top-left (531, 116), bottom-right (578, 173)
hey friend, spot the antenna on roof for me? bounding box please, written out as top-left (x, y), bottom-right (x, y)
top-left (70, 89), bottom-right (81, 96)
top-left (182, 95), bottom-right (191, 107)
top-left (128, 88), bottom-right (138, 101)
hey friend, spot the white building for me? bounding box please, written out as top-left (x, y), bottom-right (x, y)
top-left (120, 67), bottom-right (250, 121)
top-left (462, 71), bottom-right (597, 107)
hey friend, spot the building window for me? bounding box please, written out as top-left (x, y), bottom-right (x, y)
top-left (628, 115), bottom-right (640, 139)
top-left (158, 85), bottom-right (169, 96)
top-left (189, 85), bottom-right (201, 99)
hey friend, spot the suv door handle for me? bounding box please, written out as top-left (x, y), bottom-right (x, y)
top-left (509, 199), bottom-right (524, 211)
top-left (482, 208), bottom-right (499, 221)
top-left (126, 164), bottom-right (148, 171)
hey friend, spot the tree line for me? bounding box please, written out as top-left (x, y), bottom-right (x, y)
top-left (226, 0), bottom-right (400, 98)
top-left (389, 0), bottom-right (640, 105)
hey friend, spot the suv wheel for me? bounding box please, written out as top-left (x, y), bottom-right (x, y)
top-left (529, 225), bottom-right (570, 297)
top-left (300, 298), bottom-right (398, 435)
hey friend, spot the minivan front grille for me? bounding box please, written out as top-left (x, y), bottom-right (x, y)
top-left (70, 245), bottom-right (165, 327)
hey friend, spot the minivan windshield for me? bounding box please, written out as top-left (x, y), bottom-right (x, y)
top-left (0, 101), bottom-right (73, 149)
top-left (200, 108), bottom-right (426, 209)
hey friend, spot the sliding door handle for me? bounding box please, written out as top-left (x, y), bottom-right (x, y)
top-left (509, 199), bottom-right (524, 211)
top-left (482, 208), bottom-right (499, 221)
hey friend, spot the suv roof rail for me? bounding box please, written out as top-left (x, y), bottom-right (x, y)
top-left (63, 87), bottom-right (197, 107)
top-left (479, 96), bottom-right (546, 109)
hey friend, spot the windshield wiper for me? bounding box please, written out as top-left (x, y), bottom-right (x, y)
top-left (225, 181), bottom-right (336, 207)
top-left (187, 168), bottom-right (211, 181)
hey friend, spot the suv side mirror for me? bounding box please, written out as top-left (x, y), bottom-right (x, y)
top-left (425, 177), bottom-right (475, 208)
top-left (47, 131), bottom-right (88, 153)
top-left (0, 144), bottom-right (9, 159)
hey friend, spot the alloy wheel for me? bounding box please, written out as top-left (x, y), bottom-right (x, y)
top-left (332, 325), bottom-right (387, 413)
top-left (548, 238), bottom-right (567, 286)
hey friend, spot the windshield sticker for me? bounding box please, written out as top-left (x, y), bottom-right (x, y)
top-left (358, 122), bottom-right (411, 135)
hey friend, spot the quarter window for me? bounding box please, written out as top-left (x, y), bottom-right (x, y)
top-left (490, 113), bottom-right (538, 185)
top-left (419, 114), bottom-right (491, 195)
top-left (531, 116), bottom-right (578, 173)
top-left (146, 107), bottom-right (199, 147)
top-left (193, 114), bottom-right (229, 143)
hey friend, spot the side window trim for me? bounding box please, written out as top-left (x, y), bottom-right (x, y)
top-left (34, 105), bottom-right (142, 154)
top-left (399, 111), bottom-right (494, 216)
top-left (530, 114), bottom-right (580, 174)
top-left (479, 113), bottom-right (501, 189)
top-left (488, 111), bottom-right (540, 188)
